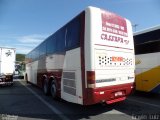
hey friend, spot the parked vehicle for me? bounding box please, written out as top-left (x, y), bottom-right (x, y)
top-left (25, 6), bottom-right (135, 105)
top-left (0, 47), bottom-right (16, 85)
top-left (134, 25), bottom-right (160, 93)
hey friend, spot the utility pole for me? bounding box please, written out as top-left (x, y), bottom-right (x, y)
top-left (132, 24), bottom-right (138, 32)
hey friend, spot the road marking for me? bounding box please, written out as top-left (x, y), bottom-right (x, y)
top-left (20, 81), bottom-right (70, 120)
top-left (13, 79), bottom-right (21, 81)
top-left (127, 98), bottom-right (160, 109)
top-left (0, 114), bottom-right (18, 120)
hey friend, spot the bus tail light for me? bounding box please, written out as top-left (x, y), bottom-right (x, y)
top-left (87, 71), bottom-right (95, 88)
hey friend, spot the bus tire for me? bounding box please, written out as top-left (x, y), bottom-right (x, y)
top-left (43, 79), bottom-right (50, 95)
top-left (50, 81), bottom-right (57, 99)
top-left (25, 74), bottom-right (28, 83)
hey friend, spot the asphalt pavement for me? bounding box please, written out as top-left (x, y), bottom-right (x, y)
top-left (0, 80), bottom-right (160, 120)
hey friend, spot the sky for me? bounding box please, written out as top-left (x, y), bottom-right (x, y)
top-left (0, 0), bottom-right (160, 54)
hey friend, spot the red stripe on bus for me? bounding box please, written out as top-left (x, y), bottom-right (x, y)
top-left (95, 44), bottom-right (133, 50)
top-left (80, 12), bottom-right (86, 105)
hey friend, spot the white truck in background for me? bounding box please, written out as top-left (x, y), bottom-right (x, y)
top-left (0, 47), bottom-right (16, 85)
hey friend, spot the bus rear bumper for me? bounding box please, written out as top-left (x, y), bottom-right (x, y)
top-left (84, 83), bottom-right (134, 105)
top-left (106, 96), bottom-right (126, 104)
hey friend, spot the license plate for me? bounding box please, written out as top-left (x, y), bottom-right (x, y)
top-left (115, 91), bottom-right (123, 97)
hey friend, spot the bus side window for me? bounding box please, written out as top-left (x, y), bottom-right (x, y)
top-left (39, 41), bottom-right (46, 58)
top-left (47, 35), bottom-right (56, 55)
top-left (32, 47), bottom-right (39, 61)
top-left (66, 17), bottom-right (80, 50)
top-left (135, 41), bottom-right (160, 55)
top-left (55, 28), bottom-right (65, 52)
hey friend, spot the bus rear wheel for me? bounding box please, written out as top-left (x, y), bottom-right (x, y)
top-left (50, 81), bottom-right (57, 99)
top-left (43, 79), bottom-right (50, 95)
top-left (25, 74), bottom-right (28, 83)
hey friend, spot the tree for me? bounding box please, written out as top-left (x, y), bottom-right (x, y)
top-left (16, 54), bottom-right (25, 62)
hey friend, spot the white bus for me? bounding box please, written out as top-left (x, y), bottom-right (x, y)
top-left (25, 6), bottom-right (135, 105)
top-left (134, 25), bottom-right (160, 93)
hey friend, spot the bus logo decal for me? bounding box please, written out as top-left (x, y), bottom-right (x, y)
top-left (5, 50), bottom-right (12, 57)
